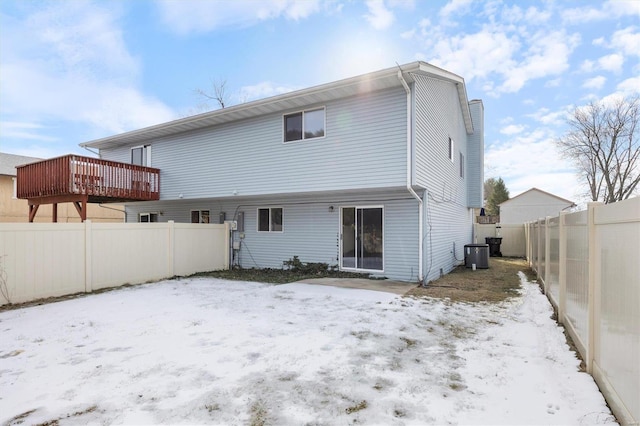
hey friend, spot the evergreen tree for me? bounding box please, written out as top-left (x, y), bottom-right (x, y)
top-left (485, 177), bottom-right (509, 216)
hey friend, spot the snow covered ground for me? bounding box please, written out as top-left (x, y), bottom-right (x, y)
top-left (0, 273), bottom-right (616, 425)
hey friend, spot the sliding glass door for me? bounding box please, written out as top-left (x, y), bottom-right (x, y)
top-left (341, 207), bottom-right (383, 271)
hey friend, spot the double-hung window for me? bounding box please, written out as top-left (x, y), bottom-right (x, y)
top-left (284, 108), bottom-right (325, 142)
top-left (257, 207), bottom-right (283, 232)
top-left (131, 145), bottom-right (151, 166)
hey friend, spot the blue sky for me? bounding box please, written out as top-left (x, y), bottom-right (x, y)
top-left (1, 0), bottom-right (638, 203)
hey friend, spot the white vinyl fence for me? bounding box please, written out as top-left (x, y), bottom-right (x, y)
top-left (526, 197), bottom-right (640, 426)
top-left (0, 221), bottom-right (229, 305)
top-left (473, 223), bottom-right (526, 257)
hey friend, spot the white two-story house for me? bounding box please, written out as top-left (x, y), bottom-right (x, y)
top-left (78, 61), bottom-right (484, 283)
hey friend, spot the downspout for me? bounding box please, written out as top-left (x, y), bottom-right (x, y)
top-left (397, 70), bottom-right (424, 284)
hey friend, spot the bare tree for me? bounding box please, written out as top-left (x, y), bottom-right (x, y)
top-left (194, 78), bottom-right (229, 110)
top-left (557, 96), bottom-right (640, 203)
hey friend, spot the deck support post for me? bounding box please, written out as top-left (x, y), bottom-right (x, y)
top-left (72, 199), bottom-right (88, 222)
top-left (28, 204), bottom-right (40, 223)
top-left (52, 203), bottom-right (58, 223)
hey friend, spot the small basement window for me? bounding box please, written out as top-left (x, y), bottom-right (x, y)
top-left (257, 207), bottom-right (283, 232)
top-left (139, 212), bottom-right (158, 222)
top-left (284, 108), bottom-right (325, 142)
top-left (191, 210), bottom-right (210, 223)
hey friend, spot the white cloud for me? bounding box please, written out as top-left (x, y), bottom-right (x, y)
top-left (526, 107), bottom-right (567, 126)
top-left (579, 59), bottom-right (595, 73)
top-left (609, 27), bottom-right (640, 57)
top-left (485, 132), bottom-right (582, 202)
top-left (562, 0), bottom-right (639, 25)
top-left (0, 122), bottom-right (58, 142)
top-left (544, 78), bottom-right (561, 88)
top-left (498, 30), bottom-right (580, 93)
top-left (156, 0), bottom-right (321, 34)
top-left (415, 6), bottom-right (581, 96)
top-left (597, 53), bottom-right (624, 73)
top-left (439, 0), bottom-right (473, 17)
top-left (236, 82), bottom-right (299, 103)
top-left (582, 76), bottom-right (606, 90)
top-left (500, 124), bottom-right (525, 135)
top-left (364, 0), bottom-right (395, 30)
top-left (561, 6), bottom-right (605, 24)
top-left (428, 29), bottom-right (520, 82)
top-left (524, 6), bottom-right (551, 24)
top-left (617, 76), bottom-right (640, 94)
top-left (0, 2), bottom-right (175, 141)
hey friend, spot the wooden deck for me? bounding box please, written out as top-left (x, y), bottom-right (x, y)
top-left (17, 154), bottom-right (159, 221)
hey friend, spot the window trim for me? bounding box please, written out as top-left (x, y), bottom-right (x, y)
top-left (139, 212), bottom-right (158, 222)
top-left (256, 207), bottom-right (284, 233)
top-left (448, 137), bottom-right (454, 162)
top-left (283, 107), bottom-right (326, 143)
top-left (131, 144), bottom-right (152, 167)
top-left (190, 209), bottom-right (210, 223)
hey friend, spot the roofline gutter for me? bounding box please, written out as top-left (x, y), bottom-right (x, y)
top-left (397, 69), bottom-right (424, 284)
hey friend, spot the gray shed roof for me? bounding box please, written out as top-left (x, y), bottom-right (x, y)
top-left (81, 61), bottom-right (474, 150)
top-left (0, 152), bottom-right (43, 176)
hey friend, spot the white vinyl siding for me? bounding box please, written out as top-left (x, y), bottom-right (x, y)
top-left (122, 191), bottom-right (420, 281)
top-left (100, 87), bottom-right (407, 200)
top-left (466, 100), bottom-right (484, 208)
top-left (413, 74), bottom-right (475, 282)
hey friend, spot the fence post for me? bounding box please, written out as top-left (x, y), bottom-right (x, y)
top-left (586, 202), bottom-right (602, 374)
top-left (558, 212), bottom-right (567, 325)
top-left (524, 222), bottom-right (529, 263)
top-left (85, 220), bottom-right (93, 293)
top-left (168, 220), bottom-right (175, 277)
top-left (544, 216), bottom-right (551, 295)
top-left (536, 219), bottom-right (543, 279)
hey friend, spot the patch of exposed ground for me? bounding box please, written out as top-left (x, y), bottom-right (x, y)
top-left (406, 257), bottom-right (535, 303)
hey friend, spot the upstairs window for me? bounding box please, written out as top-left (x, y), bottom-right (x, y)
top-left (191, 210), bottom-right (210, 223)
top-left (257, 207), bottom-right (283, 232)
top-left (448, 137), bottom-right (454, 162)
top-left (131, 145), bottom-right (151, 166)
top-left (284, 108), bottom-right (325, 142)
top-left (460, 152), bottom-right (465, 178)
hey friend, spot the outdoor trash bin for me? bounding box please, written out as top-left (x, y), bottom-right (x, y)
top-left (485, 237), bottom-right (503, 257)
top-left (464, 244), bottom-right (489, 269)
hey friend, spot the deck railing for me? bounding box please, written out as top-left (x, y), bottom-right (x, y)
top-left (17, 154), bottom-right (160, 201)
